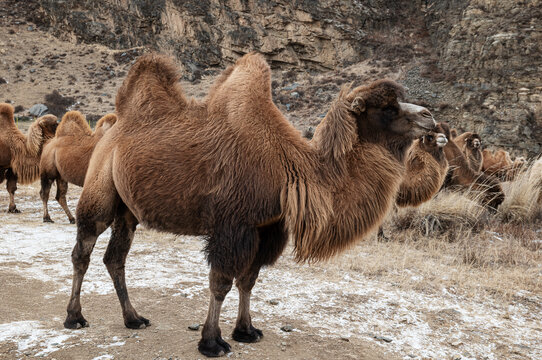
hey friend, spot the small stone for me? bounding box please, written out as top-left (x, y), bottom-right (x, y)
top-left (280, 325), bottom-right (293, 332)
top-left (27, 26), bottom-right (33, 31)
top-left (290, 91), bottom-right (300, 98)
top-left (268, 299), bottom-right (279, 305)
top-left (373, 335), bottom-right (392, 343)
top-left (340, 337), bottom-right (350, 342)
top-left (285, 103), bottom-right (291, 111)
top-left (29, 68), bottom-right (36, 73)
top-left (451, 340), bottom-right (462, 347)
top-left (188, 323), bottom-right (200, 331)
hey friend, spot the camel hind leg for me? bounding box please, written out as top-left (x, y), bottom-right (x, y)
top-left (55, 178), bottom-right (75, 224)
top-left (40, 174), bottom-right (54, 222)
top-left (103, 203), bottom-right (149, 329)
top-left (64, 167), bottom-right (119, 329)
top-left (6, 169), bottom-right (19, 213)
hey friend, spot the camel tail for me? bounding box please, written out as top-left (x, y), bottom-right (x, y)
top-left (115, 53), bottom-right (187, 123)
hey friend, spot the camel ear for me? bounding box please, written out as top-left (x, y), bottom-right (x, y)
top-left (351, 96), bottom-right (366, 115)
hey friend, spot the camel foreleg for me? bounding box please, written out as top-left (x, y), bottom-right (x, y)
top-left (198, 269), bottom-right (233, 357)
top-left (103, 205), bottom-right (148, 329)
top-left (6, 169), bottom-right (19, 213)
top-left (232, 266), bottom-right (262, 343)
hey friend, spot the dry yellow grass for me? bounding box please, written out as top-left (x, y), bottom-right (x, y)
top-left (368, 169), bottom-right (542, 301)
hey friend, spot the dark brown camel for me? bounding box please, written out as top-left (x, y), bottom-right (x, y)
top-left (0, 103), bottom-right (58, 212)
top-left (437, 122), bottom-right (504, 208)
top-left (40, 111), bottom-right (117, 223)
top-left (63, 53), bottom-right (435, 357)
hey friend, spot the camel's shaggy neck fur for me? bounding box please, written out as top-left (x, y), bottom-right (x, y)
top-left (396, 133), bottom-right (449, 207)
top-left (0, 104), bottom-right (57, 184)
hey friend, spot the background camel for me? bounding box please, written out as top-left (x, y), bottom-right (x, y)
top-left (454, 131), bottom-right (483, 173)
top-left (63, 53), bottom-right (435, 357)
top-left (40, 111), bottom-right (117, 223)
top-left (436, 122), bottom-right (504, 209)
top-left (378, 131), bottom-right (449, 239)
top-left (482, 148), bottom-right (526, 181)
top-left (0, 103), bottom-right (58, 213)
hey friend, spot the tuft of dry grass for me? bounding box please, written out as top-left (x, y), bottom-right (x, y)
top-left (497, 159), bottom-right (542, 223)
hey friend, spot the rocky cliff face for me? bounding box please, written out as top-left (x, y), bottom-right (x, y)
top-left (18, 0), bottom-right (542, 155)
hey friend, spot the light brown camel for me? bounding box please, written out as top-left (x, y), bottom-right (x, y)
top-left (40, 111), bottom-right (117, 223)
top-left (378, 131), bottom-right (449, 239)
top-left (482, 148), bottom-right (525, 181)
top-left (453, 131), bottom-right (483, 173)
top-left (436, 122), bottom-right (504, 208)
top-left (0, 103), bottom-right (58, 212)
top-left (63, 53), bottom-right (436, 357)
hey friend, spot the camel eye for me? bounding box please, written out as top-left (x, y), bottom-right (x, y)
top-left (426, 135), bottom-right (433, 141)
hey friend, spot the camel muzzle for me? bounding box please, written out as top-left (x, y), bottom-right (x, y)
top-left (436, 133), bottom-right (448, 147)
top-left (473, 139), bottom-right (481, 148)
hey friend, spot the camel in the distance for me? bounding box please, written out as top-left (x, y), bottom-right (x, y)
top-left (40, 111), bottom-right (117, 223)
top-left (437, 122), bottom-right (504, 208)
top-left (454, 131), bottom-right (483, 173)
top-left (482, 148), bottom-right (525, 181)
top-left (63, 53), bottom-right (436, 357)
top-left (0, 103), bottom-right (58, 213)
top-left (378, 131), bottom-right (449, 239)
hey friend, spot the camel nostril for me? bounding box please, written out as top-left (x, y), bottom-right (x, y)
top-left (421, 110), bottom-right (433, 118)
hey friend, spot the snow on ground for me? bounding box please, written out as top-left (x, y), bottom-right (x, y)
top-left (1, 195), bottom-right (541, 359)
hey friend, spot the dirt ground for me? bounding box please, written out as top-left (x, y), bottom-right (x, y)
top-left (0, 183), bottom-right (401, 360)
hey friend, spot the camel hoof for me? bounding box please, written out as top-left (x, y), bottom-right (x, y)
top-left (69, 218), bottom-right (76, 224)
top-left (232, 325), bottom-right (263, 343)
top-left (64, 316), bottom-right (89, 329)
top-left (43, 217), bottom-right (54, 223)
top-left (8, 208), bottom-right (20, 214)
top-left (124, 315), bottom-right (150, 329)
top-left (198, 336), bottom-right (231, 357)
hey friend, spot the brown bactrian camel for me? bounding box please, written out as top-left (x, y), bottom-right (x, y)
top-left (453, 131), bottom-right (483, 173)
top-left (378, 131), bottom-right (449, 239)
top-left (0, 103), bottom-right (58, 212)
top-left (436, 122), bottom-right (504, 208)
top-left (482, 148), bottom-right (525, 181)
top-left (39, 111), bottom-right (117, 223)
top-left (63, 53), bottom-right (436, 357)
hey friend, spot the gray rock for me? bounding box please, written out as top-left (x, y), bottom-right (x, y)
top-left (28, 104), bottom-right (48, 117)
top-left (280, 325), bottom-right (293, 332)
top-left (373, 335), bottom-right (393, 343)
top-left (290, 91), bottom-right (300, 98)
top-left (268, 299), bottom-right (279, 305)
top-left (188, 323), bottom-right (201, 331)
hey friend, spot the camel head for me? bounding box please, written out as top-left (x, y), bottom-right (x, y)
top-left (348, 80), bottom-right (436, 142)
top-left (420, 132), bottom-right (448, 150)
top-left (462, 132), bottom-right (482, 151)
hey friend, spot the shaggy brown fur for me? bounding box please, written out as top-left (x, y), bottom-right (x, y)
top-left (40, 111), bottom-right (117, 223)
top-left (63, 53), bottom-right (436, 357)
top-left (437, 122), bottom-right (504, 208)
top-left (454, 131), bottom-right (483, 173)
top-left (396, 132), bottom-right (449, 207)
top-left (0, 103), bottom-right (58, 212)
top-left (482, 149), bottom-right (525, 181)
